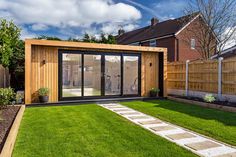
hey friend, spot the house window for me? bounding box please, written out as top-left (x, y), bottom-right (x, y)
top-left (191, 39), bottom-right (195, 49)
top-left (149, 39), bottom-right (156, 47)
top-left (130, 42), bottom-right (140, 46)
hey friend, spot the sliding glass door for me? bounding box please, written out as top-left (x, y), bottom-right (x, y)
top-left (62, 53), bottom-right (82, 97)
top-left (123, 56), bottom-right (139, 95)
top-left (59, 50), bottom-right (141, 100)
top-left (105, 55), bottom-right (121, 96)
top-left (84, 54), bottom-right (102, 96)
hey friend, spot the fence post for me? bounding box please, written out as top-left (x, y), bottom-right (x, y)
top-left (3, 67), bottom-right (6, 88)
top-left (218, 57), bottom-right (223, 100)
top-left (185, 60), bottom-right (190, 96)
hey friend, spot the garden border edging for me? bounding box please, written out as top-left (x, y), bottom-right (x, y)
top-left (168, 96), bottom-right (236, 113)
top-left (0, 105), bottom-right (25, 157)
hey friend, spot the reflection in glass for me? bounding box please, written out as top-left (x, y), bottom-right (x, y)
top-left (123, 56), bottom-right (139, 95)
top-left (84, 55), bottom-right (101, 96)
top-left (105, 55), bottom-right (121, 95)
top-left (62, 54), bottom-right (82, 97)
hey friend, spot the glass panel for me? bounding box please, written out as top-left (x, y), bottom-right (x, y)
top-left (123, 56), bottom-right (139, 95)
top-left (62, 54), bottom-right (82, 97)
top-left (84, 55), bottom-right (101, 96)
top-left (105, 55), bottom-right (121, 95)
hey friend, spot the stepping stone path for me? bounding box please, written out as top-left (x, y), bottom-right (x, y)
top-left (98, 103), bottom-right (236, 157)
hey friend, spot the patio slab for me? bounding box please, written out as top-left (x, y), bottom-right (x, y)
top-left (113, 109), bottom-right (132, 112)
top-left (138, 120), bottom-right (162, 125)
top-left (107, 106), bottom-right (124, 109)
top-left (129, 116), bottom-right (151, 120)
top-left (120, 112), bottom-right (141, 115)
top-left (214, 152), bottom-right (236, 157)
top-left (150, 125), bottom-right (176, 132)
top-left (166, 132), bottom-right (196, 140)
top-left (185, 141), bottom-right (221, 151)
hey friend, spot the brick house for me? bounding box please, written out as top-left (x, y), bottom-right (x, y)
top-left (211, 44), bottom-right (236, 60)
top-left (117, 13), bottom-right (216, 62)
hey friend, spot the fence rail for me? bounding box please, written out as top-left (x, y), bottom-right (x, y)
top-left (167, 59), bottom-right (236, 97)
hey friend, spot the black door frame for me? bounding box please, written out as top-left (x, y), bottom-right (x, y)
top-left (58, 49), bottom-right (141, 101)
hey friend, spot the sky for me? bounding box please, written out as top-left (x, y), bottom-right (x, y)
top-left (0, 0), bottom-right (189, 40)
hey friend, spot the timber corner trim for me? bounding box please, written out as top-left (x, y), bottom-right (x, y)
top-left (0, 105), bottom-right (25, 157)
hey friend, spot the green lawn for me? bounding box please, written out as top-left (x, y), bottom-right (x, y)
top-left (121, 100), bottom-right (236, 146)
top-left (13, 104), bottom-right (196, 157)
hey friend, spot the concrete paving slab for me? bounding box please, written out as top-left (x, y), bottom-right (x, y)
top-left (150, 125), bottom-right (176, 132)
top-left (214, 152), bottom-right (236, 157)
top-left (120, 112), bottom-right (141, 115)
top-left (129, 116), bottom-right (151, 120)
top-left (138, 120), bottom-right (162, 125)
top-left (167, 132), bottom-right (196, 140)
top-left (113, 109), bottom-right (132, 112)
top-left (185, 141), bottom-right (221, 151)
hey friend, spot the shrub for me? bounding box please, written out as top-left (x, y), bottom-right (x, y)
top-left (150, 88), bottom-right (160, 93)
top-left (38, 87), bottom-right (49, 96)
top-left (16, 92), bottom-right (24, 104)
top-left (0, 88), bottom-right (16, 107)
top-left (203, 94), bottom-right (216, 103)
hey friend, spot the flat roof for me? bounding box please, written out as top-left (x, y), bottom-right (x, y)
top-left (25, 39), bottom-right (166, 53)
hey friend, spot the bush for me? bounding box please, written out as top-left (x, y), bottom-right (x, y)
top-left (150, 88), bottom-right (160, 93)
top-left (38, 87), bottom-right (49, 96)
top-left (16, 92), bottom-right (24, 104)
top-left (0, 88), bottom-right (16, 107)
top-left (203, 94), bottom-right (216, 103)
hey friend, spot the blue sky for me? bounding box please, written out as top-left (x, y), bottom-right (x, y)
top-left (0, 0), bottom-right (188, 39)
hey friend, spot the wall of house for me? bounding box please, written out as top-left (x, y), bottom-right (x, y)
top-left (156, 37), bottom-right (176, 62)
top-left (141, 37), bottom-right (176, 62)
top-left (27, 44), bottom-right (166, 103)
top-left (176, 16), bottom-right (216, 61)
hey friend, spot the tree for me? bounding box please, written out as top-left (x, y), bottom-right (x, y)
top-left (0, 19), bottom-right (24, 89)
top-left (81, 33), bottom-right (116, 44)
top-left (36, 35), bottom-right (62, 41)
top-left (0, 19), bottom-right (21, 67)
top-left (35, 33), bottom-right (116, 44)
top-left (183, 0), bottom-right (236, 59)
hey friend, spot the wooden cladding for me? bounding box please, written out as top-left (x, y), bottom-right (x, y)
top-left (25, 39), bottom-right (167, 104)
top-left (31, 46), bottom-right (58, 102)
top-left (141, 53), bottom-right (159, 96)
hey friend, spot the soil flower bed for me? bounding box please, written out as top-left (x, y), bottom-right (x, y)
top-left (0, 106), bottom-right (20, 151)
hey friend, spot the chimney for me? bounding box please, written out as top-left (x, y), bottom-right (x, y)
top-left (118, 29), bottom-right (125, 36)
top-left (151, 17), bottom-right (159, 26)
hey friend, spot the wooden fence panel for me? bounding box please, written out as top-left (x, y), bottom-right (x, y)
top-left (0, 65), bottom-right (9, 88)
top-left (167, 59), bottom-right (236, 96)
top-left (222, 60), bottom-right (236, 95)
top-left (188, 61), bottom-right (218, 93)
top-left (167, 62), bottom-right (186, 90)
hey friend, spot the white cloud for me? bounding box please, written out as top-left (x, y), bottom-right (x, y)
top-left (124, 0), bottom-right (157, 17)
top-left (153, 0), bottom-right (187, 21)
top-left (20, 28), bottom-right (36, 39)
top-left (0, 0), bottom-right (141, 28)
top-left (101, 23), bottom-right (138, 34)
top-left (222, 27), bottom-right (236, 49)
top-left (31, 23), bottom-right (48, 31)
